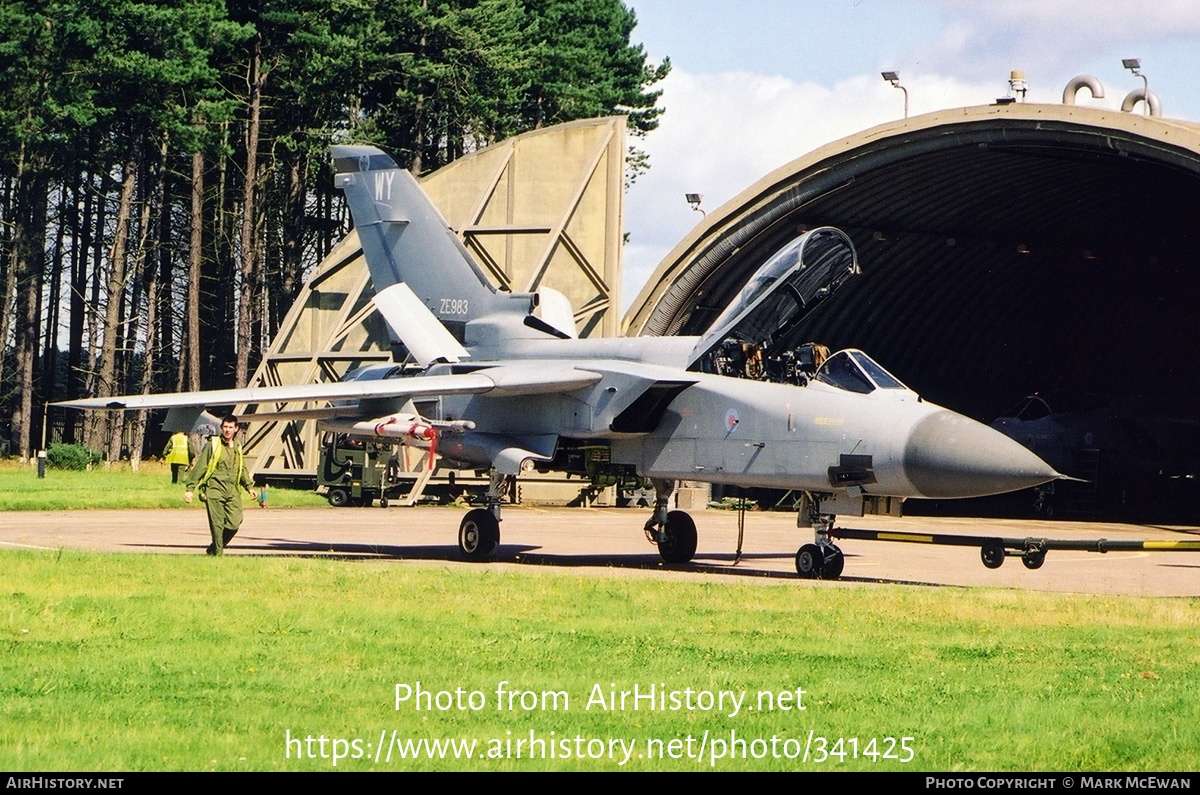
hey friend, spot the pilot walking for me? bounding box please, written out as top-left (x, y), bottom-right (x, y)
top-left (184, 414), bottom-right (258, 555)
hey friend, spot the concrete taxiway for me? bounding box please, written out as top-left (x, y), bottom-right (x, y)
top-left (1, 506), bottom-right (1197, 596)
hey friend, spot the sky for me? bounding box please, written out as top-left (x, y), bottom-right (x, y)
top-left (619, 0), bottom-right (1200, 311)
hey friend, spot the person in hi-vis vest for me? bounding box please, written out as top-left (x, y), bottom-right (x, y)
top-left (163, 431), bottom-right (191, 483)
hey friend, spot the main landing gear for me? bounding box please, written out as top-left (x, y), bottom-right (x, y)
top-left (457, 470), bottom-right (510, 560)
top-left (643, 479), bottom-right (697, 564)
top-left (795, 497), bottom-right (845, 580)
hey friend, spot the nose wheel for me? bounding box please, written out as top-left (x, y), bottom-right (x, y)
top-left (795, 542), bottom-right (844, 580)
top-left (795, 498), bottom-right (845, 580)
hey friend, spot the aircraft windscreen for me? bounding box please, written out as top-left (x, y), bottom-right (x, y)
top-left (814, 350), bottom-right (910, 394)
top-left (850, 351), bottom-right (907, 390)
top-left (814, 351), bottom-right (875, 394)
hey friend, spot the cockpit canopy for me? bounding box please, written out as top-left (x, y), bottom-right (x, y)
top-left (690, 227), bottom-right (859, 372)
top-left (813, 349), bottom-right (910, 394)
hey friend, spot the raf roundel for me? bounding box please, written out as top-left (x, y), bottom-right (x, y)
top-left (725, 409), bottom-right (740, 433)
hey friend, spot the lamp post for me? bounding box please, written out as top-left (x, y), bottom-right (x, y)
top-left (1122, 58), bottom-right (1149, 116)
top-left (882, 71), bottom-right (908, 118)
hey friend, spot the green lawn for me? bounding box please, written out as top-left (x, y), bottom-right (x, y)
top-left (2, 548), bottom-right (1197, 771)
top-left (0, 459), bottom-right (328, 510)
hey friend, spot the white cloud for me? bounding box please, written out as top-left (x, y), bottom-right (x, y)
top-left (933, 0), bottom-right (1200, 34)
top-left (915, 0), bottom-right (1200, 78)
top-left (622, 67), bottom-right (996, 311)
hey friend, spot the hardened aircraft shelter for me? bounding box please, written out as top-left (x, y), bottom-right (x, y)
top-left (624, 98), bottom-right (1200, 518)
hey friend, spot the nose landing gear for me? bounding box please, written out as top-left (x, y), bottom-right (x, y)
top-left (795, 498), bottom-right (846, 580)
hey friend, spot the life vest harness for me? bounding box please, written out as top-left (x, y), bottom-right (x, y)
top-left (195, 437), bottom-right (244, 492)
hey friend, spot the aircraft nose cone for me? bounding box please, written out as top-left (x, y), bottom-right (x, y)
top-left (904, 410), bottom-right (1058, 498)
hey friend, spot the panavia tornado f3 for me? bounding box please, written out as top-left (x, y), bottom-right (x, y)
top-left (59, 145), bottom-right (1062, 579)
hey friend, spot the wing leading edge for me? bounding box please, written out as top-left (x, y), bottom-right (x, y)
top-left (54, 366), bottom-right (603, 413)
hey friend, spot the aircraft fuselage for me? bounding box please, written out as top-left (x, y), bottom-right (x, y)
top-left (374, 336), bottom-right (1059, 500)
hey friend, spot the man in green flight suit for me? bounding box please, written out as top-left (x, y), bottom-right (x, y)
top-left (184, 414), bottom-right (259, 555)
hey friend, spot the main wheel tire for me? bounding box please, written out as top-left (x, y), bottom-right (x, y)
top-left (981, 541), bottom-right (1006, 569)
top-left (820, 544), bottom-right (845, 580)
top-left (795, 543), bottom-right (824, 579)
top-left (379, 496), bottom-right (389, 508)
top-left (459, 509), bottom-right (500, 560)
top-left (657, 510), bottom-right (698, 564)
top-left (1022, 549), bottom-right (1046, 570)
top-left (328, 488), bottom-right (351, 508)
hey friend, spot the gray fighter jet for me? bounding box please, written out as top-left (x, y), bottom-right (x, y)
top-left (59, 145), bottom-right (1061, 579)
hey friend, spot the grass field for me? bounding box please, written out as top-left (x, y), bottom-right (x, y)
top-left (0, 458), bottom-right (328, 511)
top-left (2, 545), bottom-right (1198, 771)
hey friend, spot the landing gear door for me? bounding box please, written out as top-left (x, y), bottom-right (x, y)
top-left (687, 227), bottom-right (860, 372)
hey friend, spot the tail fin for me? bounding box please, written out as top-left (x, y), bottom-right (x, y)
top-left (334, 145), bottom-right (582, 354)
top-left (332, 146), bottom-right (508, 342)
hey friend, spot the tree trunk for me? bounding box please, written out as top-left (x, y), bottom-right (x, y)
top-left (206, 125), bottom-right (237, 386)
top-left (130, 137), bottom-right (169, 471)
top-left (9, 147), bottom-right (50, 459)
top-left (186, 143), bottom-right (203, 391)
top-left (411, 89), bottom-right (426, 176)
top-left (83, 166), bottom-right (109, 450)
top-left (410, 2), bottom-right (429, 176)
top-left (38, 186), bottom-right (68, 447)
top-left (98, 138), bottom-right (141, 464)
top-left (0, 161), bottom-right (19, 400)
top-left (65, 174), bottom-right (91, 443)
top-left (277, 149), bottom-right (306, 336)
top-left (236, 34), bottom-right (264, 387)
top-left (157, 148), bottom-right (174, 392)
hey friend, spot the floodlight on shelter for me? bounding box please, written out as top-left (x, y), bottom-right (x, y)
top-left (881, 71), bottom-right (908, 118)
top-left (1123, 58), bottom-right (1149, 116)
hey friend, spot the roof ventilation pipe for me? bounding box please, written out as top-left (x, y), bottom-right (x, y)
top-left (1121, 88), bottom-right (1162, 116)
top-left (1062, 75), bottom-right (1104, 104)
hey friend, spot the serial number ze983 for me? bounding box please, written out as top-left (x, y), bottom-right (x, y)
top-left (439, 298), bottom-right (469, 315)
top-left (810, 735), bottom-right (915, 763)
